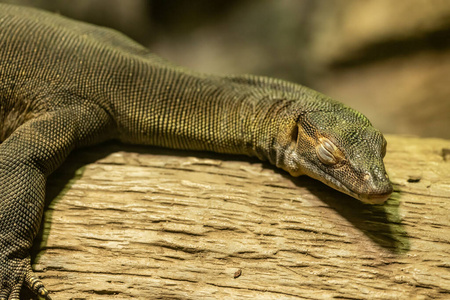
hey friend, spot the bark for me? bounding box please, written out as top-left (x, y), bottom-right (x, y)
top-left (31, 135), bottom-right (450, 299)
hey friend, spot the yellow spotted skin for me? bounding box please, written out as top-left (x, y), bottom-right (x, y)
top-left (0, 4), bottom-right (392, 299)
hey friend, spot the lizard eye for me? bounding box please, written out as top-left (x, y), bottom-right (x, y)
top-left (316, 138), bottom-right (343, 166)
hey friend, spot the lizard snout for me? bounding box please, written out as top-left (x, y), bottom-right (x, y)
top-left (358, 170), bottom-right (393, 204)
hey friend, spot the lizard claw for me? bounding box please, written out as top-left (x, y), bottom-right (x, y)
top-left (25, 266), bottom-right (52, 300)
top-left (37, 287), bottom-right (52, 300)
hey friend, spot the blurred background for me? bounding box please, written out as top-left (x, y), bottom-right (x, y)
top-left (2, 0), bottom-right (450, 139)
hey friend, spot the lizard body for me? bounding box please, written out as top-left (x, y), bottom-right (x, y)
top-left (0, 4), bottom-right (392, 299)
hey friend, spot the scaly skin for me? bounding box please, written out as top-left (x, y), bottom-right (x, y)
top-left (0, 4), bottom-right (392, 299)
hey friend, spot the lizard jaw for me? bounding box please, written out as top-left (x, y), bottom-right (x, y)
top-left (321, 173), bottom-right (392, 204)
top-left (357, 188), bottom-right (393, 204)
top-left (291, 166), bottom-right (392, 205)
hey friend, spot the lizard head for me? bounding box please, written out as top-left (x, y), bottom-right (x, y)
top-left (276, 98), bottom-right (393, 204)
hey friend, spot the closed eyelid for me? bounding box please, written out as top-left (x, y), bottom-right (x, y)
top-left (316, 137), bottom-right (344, 166)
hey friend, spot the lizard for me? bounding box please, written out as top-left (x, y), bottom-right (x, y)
top-left (0, 3), bottom-right (393, 299)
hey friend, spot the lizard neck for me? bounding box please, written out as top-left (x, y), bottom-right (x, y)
top-left (112, 65), bottom-right (290, 158)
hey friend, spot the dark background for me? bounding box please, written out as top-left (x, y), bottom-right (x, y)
top-left (2, 0), bottom-right (450, 139)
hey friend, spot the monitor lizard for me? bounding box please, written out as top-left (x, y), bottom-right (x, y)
top-left (0, 3), bottom-right (393, 299)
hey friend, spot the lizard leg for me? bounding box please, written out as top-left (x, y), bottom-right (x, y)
top-left (0, 104), bottom-right (114, 299)
top-left (0, 154), bottom-right (48, 300)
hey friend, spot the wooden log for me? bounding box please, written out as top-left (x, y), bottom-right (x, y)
top-left (27, 135), bottom-right (450, 299)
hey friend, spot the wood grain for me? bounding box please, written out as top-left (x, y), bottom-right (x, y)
top-left (28, 135), bottom-right (450, 299)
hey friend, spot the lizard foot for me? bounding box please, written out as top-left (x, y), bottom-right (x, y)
top-left (0, 256), bottom-right (51, 300)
